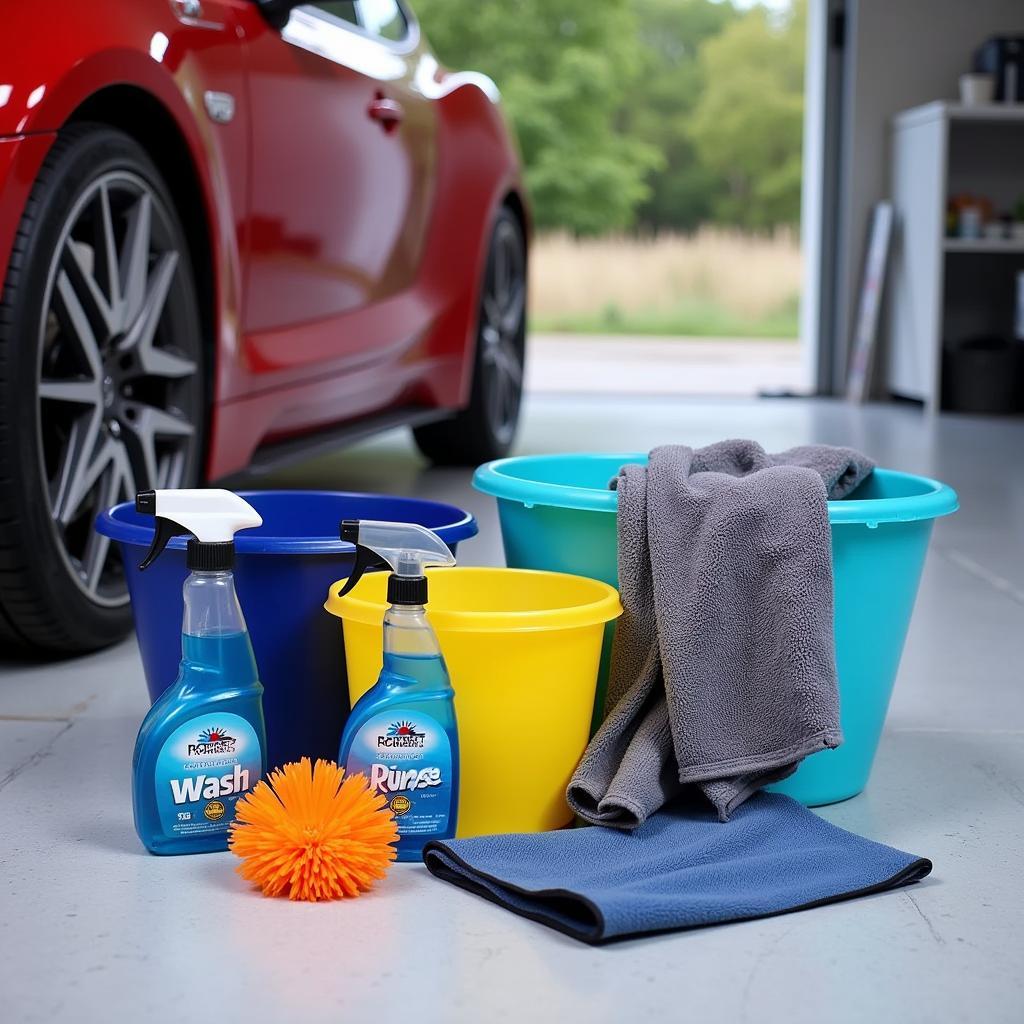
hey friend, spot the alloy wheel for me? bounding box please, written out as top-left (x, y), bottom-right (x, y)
top-left (479, 216), bottom-right (526, 447)
top-left (36, 171), bottom-right (201, 606)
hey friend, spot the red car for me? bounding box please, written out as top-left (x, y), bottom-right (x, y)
top-left (0, 0), bottom-right (528, 653)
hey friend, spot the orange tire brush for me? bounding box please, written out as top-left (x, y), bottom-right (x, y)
top-left (229, 757), bottom-right (398, 901)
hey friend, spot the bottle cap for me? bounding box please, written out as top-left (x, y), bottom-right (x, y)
top-left (186, 540), bottom-right (235, 572)
top-left (387, 575), bottom-right (428, 605)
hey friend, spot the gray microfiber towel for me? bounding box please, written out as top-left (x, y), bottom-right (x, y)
top-left (422, 793), bottom-right (931, 945)
top-left (567, 440), bottom-right (875, 826)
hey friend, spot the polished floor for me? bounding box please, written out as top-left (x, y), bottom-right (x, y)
top-left (2, 394), bottom-right (1022, 1023)
top-left (527, 333), bottom-right (805, 396)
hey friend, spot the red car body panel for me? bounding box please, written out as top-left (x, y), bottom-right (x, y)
top-left (0, 0), bottom-right (526, 479)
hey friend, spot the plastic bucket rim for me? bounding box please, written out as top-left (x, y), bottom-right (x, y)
top-left (326, 566), bottom-right (623, 633)
top-left (474, 455), bottom-right (958, 525)
top-left (828, 470), bottom-right (958, 524)
top-left (95, 489), bottom-right (478, 554)
top-left (473, 452), bottom-right (644, 514)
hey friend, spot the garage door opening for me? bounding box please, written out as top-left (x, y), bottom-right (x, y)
top-left (419, 0), bottom-right (808, 397)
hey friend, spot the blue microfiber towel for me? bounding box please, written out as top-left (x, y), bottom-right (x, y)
top-left (422, 794), bottom-right (931, 945)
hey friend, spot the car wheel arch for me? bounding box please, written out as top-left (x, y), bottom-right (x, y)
top-left (501, 189), bottom-right (531, 248)
top-left (64, 85), bottom-right (217, 462)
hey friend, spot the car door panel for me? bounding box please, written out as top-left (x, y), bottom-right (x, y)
top-left (240, 4), bottom-right (437, 379)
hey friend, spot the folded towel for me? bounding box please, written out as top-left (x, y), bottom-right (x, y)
top-left (423, 793), bottom-right (931, 945)
top-left (568, 440), bottom-right (875, 825)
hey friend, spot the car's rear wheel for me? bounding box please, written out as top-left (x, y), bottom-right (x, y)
top-left (0, 125), bottom-right (204, 654)
top-left (413, 207), bottom-right (526, 466)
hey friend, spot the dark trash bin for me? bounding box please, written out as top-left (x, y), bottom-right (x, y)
top-left (943, 337), bottom-right (1024, 414)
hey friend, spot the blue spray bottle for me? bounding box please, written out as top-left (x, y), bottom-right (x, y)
top-left (337, 520), bottom-right (459, 861)
top-left (131, 489), bottom-right (267, 855)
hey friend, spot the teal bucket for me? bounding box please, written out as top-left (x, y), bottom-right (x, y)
top-left (473, 453), bottom-right (958, 806)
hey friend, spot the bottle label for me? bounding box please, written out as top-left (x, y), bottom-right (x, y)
top-left (345, 711), bottom-right (453, 839)
top-left (154, 712), bottom-right (262, 839)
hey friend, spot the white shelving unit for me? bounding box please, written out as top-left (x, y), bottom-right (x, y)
top-left (885, 101), bottom-right (1024, 411)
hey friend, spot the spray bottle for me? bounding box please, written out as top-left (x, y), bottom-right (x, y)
top-left (131, 489), bottom-right (267, 855)
top-left (336, 520), bottom-right (458, 861)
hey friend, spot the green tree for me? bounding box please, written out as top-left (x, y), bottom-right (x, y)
top-left (415, 0), bottom-right (660, 234)
top-left (687, 1), bottom-right (805, 229)
top-left (624, 0), bottom-right (740, 231)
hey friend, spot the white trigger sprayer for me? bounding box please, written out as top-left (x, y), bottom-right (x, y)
top-left (136, 489), bottom-right (263, 571)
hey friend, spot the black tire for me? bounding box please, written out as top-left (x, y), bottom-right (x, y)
top-left (414, 207), bottom-right (526, 466)
top-left (0, 124), bottom-right (205, 654)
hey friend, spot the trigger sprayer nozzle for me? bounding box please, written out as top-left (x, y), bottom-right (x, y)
top-left (337, 519), bottom-right (456, 605)
top-left (135, 489), bottom-right (262, 571)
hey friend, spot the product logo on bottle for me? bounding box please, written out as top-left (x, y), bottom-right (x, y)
top-left (188, 727), bottom-right (237, 756)
top-left (155, 712), bottom-right (262, 841)
top-left (345, 710), bottom-right (453, 840)
top-left (378, 720), bottom-right (425, 749)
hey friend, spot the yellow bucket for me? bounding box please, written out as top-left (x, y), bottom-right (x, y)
top-left (325, 567), bottom-right (621, 837)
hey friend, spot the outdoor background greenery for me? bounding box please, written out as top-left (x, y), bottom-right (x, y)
top-left (416, 0), bottom-right (805, 336)
top-left (416, 0), bottom-right (804, 234)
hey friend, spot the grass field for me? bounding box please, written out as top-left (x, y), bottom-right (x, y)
top-left (528, 229), bottom-right (803, 338)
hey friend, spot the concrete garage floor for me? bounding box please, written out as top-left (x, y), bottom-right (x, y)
top-left (2, 394), bottom-right (1023, 1023)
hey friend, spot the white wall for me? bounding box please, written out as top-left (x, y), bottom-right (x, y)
top-left (826, 0), bottom-right (1024, 393)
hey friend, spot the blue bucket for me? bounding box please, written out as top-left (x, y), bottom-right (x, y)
top-left (473, 454), bottom-right (958, 805)
top-left (97, 491), bottom-right (477, 770)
